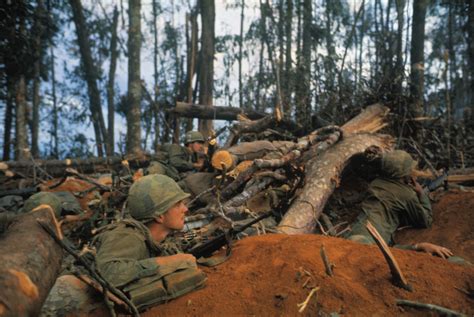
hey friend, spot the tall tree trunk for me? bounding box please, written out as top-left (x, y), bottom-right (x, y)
top-left (50, 45), bottom-right (59, 158)
top-left (295, 0), bottom-right (311, 130)
top-left (32, 0), bottom-right (45, 158)
top-left (409, 0), bottom-right (428, 111)
top-left (126, 0), bottom-right (142, 155)
top-left (107, 6), bottom-right (119, 157)
top-left (185, 11), bottom-right (198, 132)
top-left (152, 0), bottom-right (161, 151)
top-left (283, 0), bottom-right (293, 117)
top-left (394, 0), bottom-right (405, 93)
top-left (239, 0), bottom-right (245, 108)
top-left (469, 0), bottom-right (474, 119)
top-left (69, 0), bottom-right (107, 157)
top-left (198, 0), bottom-right (215, 138)
top-left (15, 75), bottom-right (29, 160)
top-left (3, 78), bottom-right (14, 161)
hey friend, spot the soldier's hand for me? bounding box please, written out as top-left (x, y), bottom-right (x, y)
top-left (193, 158), bottom-right (205, 171)
top-left (414, 242), bottom-right (453, 259)
top-left (155, 254), bottom-right (197, 267)
top-left (410, 176), bottom-right (424, 196)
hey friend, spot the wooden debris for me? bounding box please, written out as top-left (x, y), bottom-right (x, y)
top-left (365, 221), bottom-right (412, 291)
top-left (320, 244), bottom-right (334, 277)
top-left (278, 133), bottom-right (393, 234)
top-left (396, 299), bottom-right (467, 317)
top-left (297, 287), bottom-right (320, 313)
top-left (0, 207), bottom-right (64, 316)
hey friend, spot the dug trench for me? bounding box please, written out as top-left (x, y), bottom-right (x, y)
top-left (143, 190), bottom-right (474, 317)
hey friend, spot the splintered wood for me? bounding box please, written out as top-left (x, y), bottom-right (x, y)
top-left (366, 221), bottom-right (412, 291)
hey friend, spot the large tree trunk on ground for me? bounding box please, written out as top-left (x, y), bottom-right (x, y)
top-left (0, 154), bottom-right (161, 181)
top-left (170, 102), bottom-right (267, 121)
top-left (277, 104), bottom-right (392, 234)
top-left (277, 133), bottom-right (393, 234)
top-left (0, 206), bottom-right (64, 316)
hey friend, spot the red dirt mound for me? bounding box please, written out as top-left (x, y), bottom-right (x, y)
top-left (395, 189), bottom-right (474, 262)
top-left (144, 234), bottom-right (474, 317)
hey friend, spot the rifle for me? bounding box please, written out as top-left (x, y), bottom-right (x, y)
top-left (188, 211), bottom-right (273, 259)
top-left (37, 220), bottom-right (140, 316)
top-left (423, 171), bottom-right (448, 193)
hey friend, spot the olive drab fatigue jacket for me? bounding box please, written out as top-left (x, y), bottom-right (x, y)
top-left (350, 178), bottom-right (432, 245)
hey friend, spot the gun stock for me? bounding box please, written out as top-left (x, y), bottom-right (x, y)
top-left (423, 171), bottom-right (448, 193)
top-left (189, 211), bottom-right (272, 259)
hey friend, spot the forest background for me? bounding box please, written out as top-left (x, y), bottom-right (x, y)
top-left (0, 0), bottom-right (472, 169)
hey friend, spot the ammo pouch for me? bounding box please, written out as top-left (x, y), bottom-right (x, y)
top-left (123, 260), bottom-right (207, 311)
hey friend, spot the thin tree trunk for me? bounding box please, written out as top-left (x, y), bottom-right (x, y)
top-left (32, 0), bottom-right (45, 158)
top-left (410, 0), bottom-right (429, 110)
top-left (186, 11), bottom-right (198, 132)
top-left (3, 78), bottom-right (14, 161)
top-left (469, 0), bottom-right (474, 118)
top-left (283, 0), bottom-right (293, 117)
top-left (107, 6), bottom-right (119, 157)
top-left (395, 0), bottom-right (405, 93)
top-left (152, 0), bottom-right (160, 151)
top-left (239, 0), bottom-right (245, 108)
top-left (126, 0), bottom-right (142, 155)
top-left (50, 45), bottom-right (59, 158)
top-left (198, 0), bottom-right (215, 138)
top-left (295, 0), bottom-right (311, 130)
top-left (15, 75), bottom-right (29, 160)
top-left (69, 0), bottom-right (107, 157)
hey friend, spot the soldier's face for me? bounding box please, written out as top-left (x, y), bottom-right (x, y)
top-left (161, 200), bottom-right (188, 231)
top-left (190, 142), bottom-right (204, 153)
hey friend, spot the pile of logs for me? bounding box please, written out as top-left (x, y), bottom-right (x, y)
top-left (1, 103), bottom-right (473, 315)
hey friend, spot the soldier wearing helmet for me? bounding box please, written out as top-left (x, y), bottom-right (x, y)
top-left (168, 131), bottom-right (206, 173)
top-left (346, 150), bottom-right (457, 260)
top-left (147, 131), bottom-right (208, 181)
top-left (93, 175), bottom-right (206, 310)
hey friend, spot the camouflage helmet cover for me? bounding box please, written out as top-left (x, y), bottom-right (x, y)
top-left (381, 150), bottom-right (417, 178)
top-left (23, 192), bottom-right (62, 217)
top-left (127, 174), bottom-right (190, 222)
top-left (185, 131), bottom-right (205, 144)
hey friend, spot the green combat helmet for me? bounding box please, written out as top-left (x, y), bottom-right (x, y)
top-left (185, 131), bottom-right (204, 145)
top-left (127, 175), bottom-right (190, 222)
top-left (22, 192), bottom-right (62, 217)
top-left (381, 150), bottom-right (417, 179)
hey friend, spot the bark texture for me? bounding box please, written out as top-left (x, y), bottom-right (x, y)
top-left (0, 206), bottom-right (64, 317)
top-left (198, 0), bottom-right (215, 138)
top-left (126, 0), bottom-right (142, 155)
top-left (277, 133), bottom-right (393, 234)
top-left (69, 0), bottom-right (107, 157)
top-left (277, 104), bottom-right (392, 234)
top-left (0, 155), bottom-right (158, 180)
top-left (171, 102), bottom-right (266, 121)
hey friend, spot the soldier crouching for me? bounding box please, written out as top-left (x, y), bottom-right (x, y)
top-left (93, 174), bottom-right (207, 311)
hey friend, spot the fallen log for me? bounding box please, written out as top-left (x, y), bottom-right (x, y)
top-left (0, 205), bottom-right (64, 317)
top-left (0, 155), bottom-right (158, 181)
top-left (277, 104), bottom-right (391, 234)
top-left (170, 102), bottom-right (266, 121)
top-left (277, 133), bottom-right (393, 234)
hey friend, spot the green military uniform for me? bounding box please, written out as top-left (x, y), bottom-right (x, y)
top-left (347, 150), bottom-right (432, 245)
top-left (148, 131), bottom-right (207, 181)
top-left (93, 175), bottom-right (206, 311)
top-left (348, 178), bottom-right (432, 245)
top-left (167, 144), bottom-right (198, 173)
